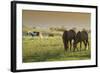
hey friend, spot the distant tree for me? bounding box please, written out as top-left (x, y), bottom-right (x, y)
top-left (49, 27), bottom-right (54, 31)
top-left (72, 27), bottom-right (76, 31)
top-left (33, 26), bottom-right (36, 29)
top-left (88, 29), bottom-right (91, 33)
top-left (49, 26), bottom-right (66, 32)
top-left (55, 26), bottom-right (66, 31)
top-left (82, 28), bottom-right (86, 31)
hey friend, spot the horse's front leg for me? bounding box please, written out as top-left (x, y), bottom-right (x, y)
top-left (80, 42), bottom-right (82, 51)
top-left (63, 40), bottom-right (68, 51)
top-left (70, 40), bottom-right (72, 51)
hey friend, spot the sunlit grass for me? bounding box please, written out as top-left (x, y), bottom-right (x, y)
top-left (22, 36), bottom-right (91, 63)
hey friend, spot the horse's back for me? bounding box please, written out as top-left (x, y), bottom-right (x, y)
top-left (76, 31), bottom-right (81, 39)
top-left (68, 30), bottom-right (76, 39)
top-left (62, 30), bottom-right (76, 40)
top-left (62, 30), bottom-right (68, 38)
top-left (81, 30), bottom-right (88, 40)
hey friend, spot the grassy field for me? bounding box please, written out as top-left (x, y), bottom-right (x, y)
top-left (22, 36), bottom-right (91, 63)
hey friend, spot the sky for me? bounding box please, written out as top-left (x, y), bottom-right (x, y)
top-left (22, 10), bottom-right (91, 30)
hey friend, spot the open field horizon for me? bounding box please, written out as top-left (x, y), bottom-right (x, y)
top-left (23, 10), bottom-right (91, 31)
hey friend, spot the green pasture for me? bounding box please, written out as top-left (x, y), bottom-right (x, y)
top-left (22, 36), bottom-right (91, 63)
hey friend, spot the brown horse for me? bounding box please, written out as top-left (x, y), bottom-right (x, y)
top-left (73, 30), bottom-right (89, 51)
top-left (62, 30), bottom-right (76, 51)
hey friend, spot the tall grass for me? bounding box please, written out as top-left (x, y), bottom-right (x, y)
top-left (22, 36), bottom-right (91, 63)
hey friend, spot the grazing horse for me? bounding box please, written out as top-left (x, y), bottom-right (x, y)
top-left (73, 30), bottom-right (89, 51)
top-left (62, 30), bottom-right (76, 51)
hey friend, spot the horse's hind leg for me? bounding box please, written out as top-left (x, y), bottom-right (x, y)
top-left (86, 40), bottom-right (89, 50)
top-left (83, 40), bottom-right (88, 51)
top-left (83, 40), bottom-right (86, 51)
top-left (88, 41), bottom-right (89, 50)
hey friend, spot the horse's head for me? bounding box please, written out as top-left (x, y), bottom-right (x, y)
top-left (73, 31), bottom-right (81, 49)
top-left (73, 40), bottom-right (77, 49)
top-left (73, 36), bottom-right (78, 49)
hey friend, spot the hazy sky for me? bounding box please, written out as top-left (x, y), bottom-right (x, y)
top-left (22, 10), bottom-right (91, 30)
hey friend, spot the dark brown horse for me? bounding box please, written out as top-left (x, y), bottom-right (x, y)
top-left (62, 30), bottom-right (76, 51)
top-left (73, 30), bottom-right (89, 51)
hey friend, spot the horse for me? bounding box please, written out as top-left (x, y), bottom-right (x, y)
top-left (62, 29), bottom-right (76, 51)
top-left (27, 31), bottom-right (39, 37)
top-left (73, 30), bottom-right (89, 51)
